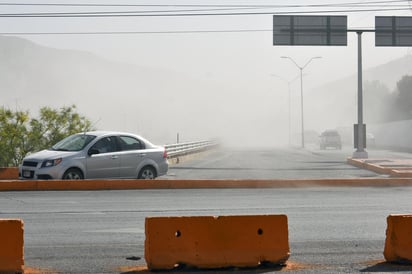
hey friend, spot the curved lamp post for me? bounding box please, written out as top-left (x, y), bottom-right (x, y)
top-left (271, 74), bottom-right (300, 147)
top-left (281, 56), bottom-right (321, 148)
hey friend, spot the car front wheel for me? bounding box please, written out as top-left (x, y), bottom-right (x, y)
top-left (138, 166), bottom-right (156, 179)
top-left (63, 168), bottom-right (84, 180)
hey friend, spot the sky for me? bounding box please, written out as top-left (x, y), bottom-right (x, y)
top-left (1, 1), bottom-right (412, 146)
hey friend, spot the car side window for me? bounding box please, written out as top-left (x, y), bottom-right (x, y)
top-left (118, 136), bottom-right (144, 151)
top-left (90, 137), bottom-right (117, 154)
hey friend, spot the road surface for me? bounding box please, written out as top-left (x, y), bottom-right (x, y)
top-left (1, 146), bottom-right (412, 273)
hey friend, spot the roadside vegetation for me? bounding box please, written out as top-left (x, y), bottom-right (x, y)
top-left (365, 75), bottom-right (412, 123)
top-left (0, 105), bottom-right (93, 167)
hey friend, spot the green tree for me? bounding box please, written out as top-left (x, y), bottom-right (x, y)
top-left (0, 105), bottom-right (93, 166)
top-left (0, 108), bottom-right (30, 166)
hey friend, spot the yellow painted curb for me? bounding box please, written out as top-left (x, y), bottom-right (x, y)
top-left (347, 158), bottom-right (392, 175)
top-left (145, 215), bottom-right (289, 270)
top-left (384, 214), bottom-right (412, 264)
top-left (347, 158), bottom-right (412, 178)
top-left (0, 219), bottom-right (24, 273)
top-left (2, 178), bottom-right (412, 191)
top-left (0, 167), bottom-right (19, 180)
top-left (390, 169), bottom-right (412, 177)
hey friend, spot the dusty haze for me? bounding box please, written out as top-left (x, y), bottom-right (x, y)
top-left (1, 1), bottom-right (412, 147)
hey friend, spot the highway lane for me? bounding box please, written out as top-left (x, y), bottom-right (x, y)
top-left (1, 187), bottom-right (412, 273)
top-left (167, 145), bottom-right (400, 179)
top-left (1, 146), bottom-right (412, 273)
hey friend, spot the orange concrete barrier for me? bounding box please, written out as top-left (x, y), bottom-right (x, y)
top-left (384, 214), bottom-right (412, 263)
top-left (145, 215), bottom-right (289, 270)
top-left (0, 219), bottom-right (24, 273)
top-left (0, 167), bottom-right (19, 180)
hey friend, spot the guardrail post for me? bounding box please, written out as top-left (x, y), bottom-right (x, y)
top-left (145, 215), bottom-right (289, 270)
top-left (0, 219), bottom-right (24, 273)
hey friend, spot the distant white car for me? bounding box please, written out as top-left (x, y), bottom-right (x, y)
top-left (367, 133), bottom-right (376, 147)
top-left (19, 131), bottom-right (168, 180)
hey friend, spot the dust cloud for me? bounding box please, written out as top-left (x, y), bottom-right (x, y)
top-left (2, 34), bottom-right (411, 148)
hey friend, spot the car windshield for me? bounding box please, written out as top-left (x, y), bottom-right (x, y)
top-left (51, 134), bottom-right (96, 151)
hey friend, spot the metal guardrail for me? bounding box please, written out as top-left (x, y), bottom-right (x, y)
top-left (165, 140), bottom-right (217, 158)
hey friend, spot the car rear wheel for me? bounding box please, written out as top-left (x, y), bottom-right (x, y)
top-left (63, 168), bottom-right (84, 180)
top-left (138, 166), bottom-right (156, 179)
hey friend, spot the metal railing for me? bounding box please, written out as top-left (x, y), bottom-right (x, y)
top-left (165, 140), bottom-right (217, 158)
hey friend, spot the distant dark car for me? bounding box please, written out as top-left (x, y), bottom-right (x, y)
top-left (319, 130), bottom-right (342, 150)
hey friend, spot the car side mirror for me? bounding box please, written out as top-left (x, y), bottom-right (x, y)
top-left (88, 148), bottom-right (99, 156)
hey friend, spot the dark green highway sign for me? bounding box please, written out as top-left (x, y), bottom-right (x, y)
top-left (273, 15), bottom-right (347, 46)
top-left (376, 16), bottom-right (412, 47)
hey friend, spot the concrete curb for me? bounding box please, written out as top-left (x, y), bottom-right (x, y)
top-left (347, 158), bottom-right (392, 175)
top-left (347, 158), bottom-right (412, 177)
top-left (0, 167), bottom-right (19, 180)
top-left (2, 178), bottom-right (412, 191)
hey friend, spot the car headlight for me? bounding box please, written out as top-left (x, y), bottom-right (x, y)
top-left (41, 158), bottom-right (63, 168)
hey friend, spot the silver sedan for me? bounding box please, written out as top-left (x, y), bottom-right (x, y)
top-left (19, 131), bottom-right (168, 180)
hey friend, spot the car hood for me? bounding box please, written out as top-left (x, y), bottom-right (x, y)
top-left (24, 149), bottom-right (81, 160)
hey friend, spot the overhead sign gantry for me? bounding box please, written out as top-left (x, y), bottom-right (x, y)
top-left (273, 15), bottom-right (412, 158)
top-left (273, 15), bottom-right (347, 46)
top-left (376, 16), bottom-right (412, 46)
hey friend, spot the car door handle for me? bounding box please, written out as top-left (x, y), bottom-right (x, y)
top-left (111, 156), bottom-right (119, 159)
top-left (138, 154), bottom-right (146, 157)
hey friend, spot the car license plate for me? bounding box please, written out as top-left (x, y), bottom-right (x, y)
top-left (23, 170), bottom-right (32, 178)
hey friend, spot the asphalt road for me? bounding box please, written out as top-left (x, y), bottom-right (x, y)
top-left (166, 145), bottom-right (407, 179)
top-left (1, 146), bottom-right (412, 273)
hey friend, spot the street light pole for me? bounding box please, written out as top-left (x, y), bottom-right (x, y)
top-left (299, 67), bottom-right (304, 148)
top-left (281, 56), bottom-right (322, 148)
top-left (271, 74), bottom-right (300, 147)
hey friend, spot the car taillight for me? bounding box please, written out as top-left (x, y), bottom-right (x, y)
top-left (163, 148), bottom-right (168, 159)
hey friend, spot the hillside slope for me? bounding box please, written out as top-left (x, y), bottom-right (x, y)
top-left (1, 35), bottom-right (411, 146)
top-left (305, 54), bottom-right (412, 132)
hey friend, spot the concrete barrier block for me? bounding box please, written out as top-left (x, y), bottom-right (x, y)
top-left (0, 219), bottom-right (24, 273)
top-left (384, 214), bottom-right (412, 263)
top-left (145, 215), bottom-right (289, 270)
